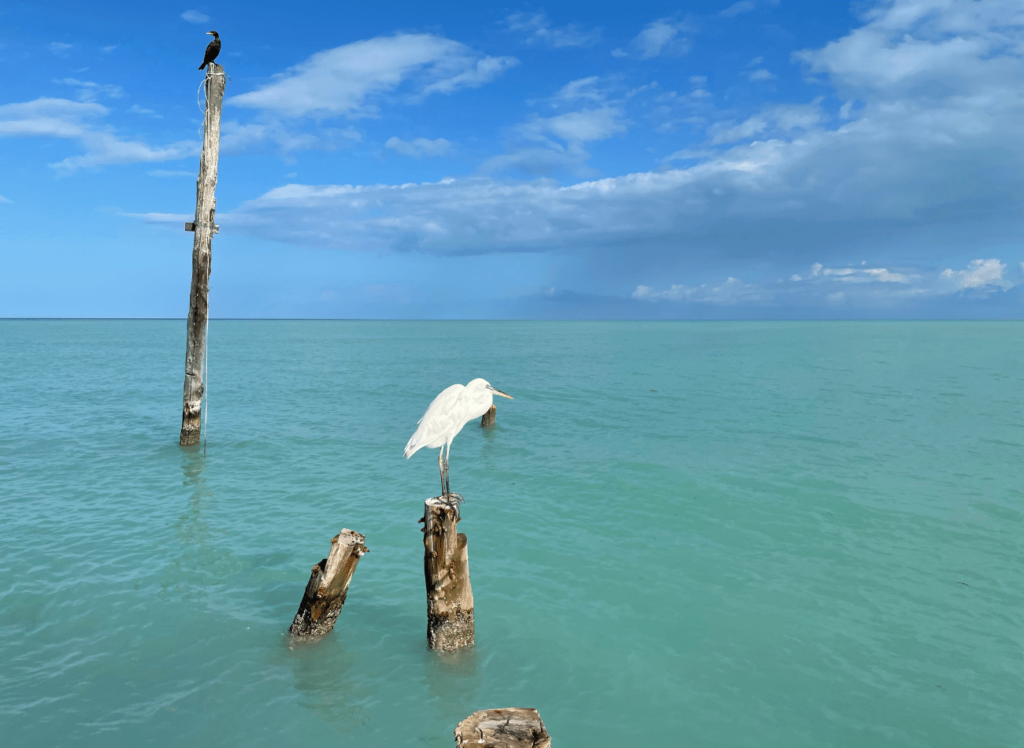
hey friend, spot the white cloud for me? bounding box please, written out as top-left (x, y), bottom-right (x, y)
top-left (420, 55), bottom-right (518, 97)
top-left (479, 145), bottom-right (594, 177)
top-left (385, 136), bottom-right (453, 158)
top-left (748, 68), bottom-right (775, 81)
top-left (479, 94), bottom-right (630, 176)
top-left (49, 42), bottom-right (72, 56)
top-left (720, 1), bottom-right (757, 17)
top-left (55, 78), bottom-right (126, 103)
top-left (0, 194), bottom-right (12, 204)
top-left (133, 212), bottom-right (192, 225)
top-left (505, 13), bottom-right (601, 48)
top-left (0, 98), bottom-right (107, 138)
top-left (634, 259), bottom-right (1018, 306)
top-left (129, 104), bottom-right (162, 118)
top-left (793, 0), bottom-right (1024, 95)
top-left (551, 77), bottom-right (606, 105)
top-left (705, 99), bottom-right (824, 144)
top-left (229, 34), bottom-right (517, 118)
top-left (181, 10), bottom-right (210, 24)
top-left (808, 262), bottom-right (919, 283)
top-left (707, 115), bottom-right (768, 144)
top-left (0, 97), bottom-right (197, 173)
top-left (525, 107), bottom-right (627, 143)
top-left (633, 277), bottom-right (766, 304)
top-left (613, 19), bottom-right (690, 59)
top-left (219, 119), bottom-right (360, 157)
top-left (939, 259), bottom-right (1012, 291)
top-left (53, 134), bottom-right (197, 173)
top-left (720, 0), bottom-right (779, 17)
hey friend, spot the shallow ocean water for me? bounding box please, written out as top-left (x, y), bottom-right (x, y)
top-left (0, 320), bottom-right (1021, 747)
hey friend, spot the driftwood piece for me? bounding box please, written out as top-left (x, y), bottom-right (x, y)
top-left (180, 62), bottom-right (225, 446)
top-left (481, 403), bottom-right (496, 427)
top-left (422, 498), bottom-right (474, 651)
top-left (289, 529), bottom-right (368, 639)
top-left (454, 708), bottom-right (551, 748)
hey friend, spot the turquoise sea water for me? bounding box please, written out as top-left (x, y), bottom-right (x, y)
top-left (0, 320), bottom-right (1021, 747)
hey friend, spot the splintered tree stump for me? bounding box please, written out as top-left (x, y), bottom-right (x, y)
top-left (422, 498), bottom-right (474, 651)
top-left (289, 529), bottom-right (368, 639)
top-left (481, 404), bottom-right (496, 427)
top-left (454, 708), bottom-right (551, 748)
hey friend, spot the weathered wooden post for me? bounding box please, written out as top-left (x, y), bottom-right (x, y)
top-left (481, 404), bottom-right (496, 427)
top-left (179, 62), bottom-right (225, 446)
top-left (289, 529), bottom-right (368, 639)
top-left (422, 498), bottom-right (474, 651)
top-left (454, 708), bottom-right (551, 748)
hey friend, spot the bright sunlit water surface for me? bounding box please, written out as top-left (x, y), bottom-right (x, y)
top-left (1, 321), bottom-right (1021, 747)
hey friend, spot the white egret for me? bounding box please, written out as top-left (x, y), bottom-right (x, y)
top-left (404, 378), bottom-right (513, 507)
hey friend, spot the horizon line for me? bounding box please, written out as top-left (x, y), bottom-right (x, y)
top-left (2, 317), bottom-right (1021, 322)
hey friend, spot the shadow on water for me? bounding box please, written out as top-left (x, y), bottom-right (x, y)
top-left (160, 447), bottom-right (230, 600)
top-left (178, 446), bottom-right (212, 548)
top-left (286, 635), bottom-right (369, 727)
top-left (424, 646), bottom-right (482, 727)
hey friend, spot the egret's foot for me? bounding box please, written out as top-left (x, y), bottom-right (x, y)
top-left (439, 492), bottom-right (464, 516)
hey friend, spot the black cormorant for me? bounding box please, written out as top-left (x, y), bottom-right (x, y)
top-left (198, 31), bottom-right (221, 70)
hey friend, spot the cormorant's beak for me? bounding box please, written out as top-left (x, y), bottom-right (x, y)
top-left (487, 386), bottom-right (513, 399)
top-left (207, 31), bottom-right (215, 35)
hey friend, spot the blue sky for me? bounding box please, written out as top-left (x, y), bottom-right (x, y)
top-left (1, 0), bottom-right (1021, 318)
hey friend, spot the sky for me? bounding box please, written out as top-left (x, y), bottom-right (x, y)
top-left (1, 0), bottom-right (1021, 319)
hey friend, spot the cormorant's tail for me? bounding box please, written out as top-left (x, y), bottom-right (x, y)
top-left (198, 62), bottom-right (206, 70)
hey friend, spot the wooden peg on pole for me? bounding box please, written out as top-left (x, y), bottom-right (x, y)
top-left (422, 498), bottom-right (474, 651)
top-left (180, 62), bottom-right (225, 446)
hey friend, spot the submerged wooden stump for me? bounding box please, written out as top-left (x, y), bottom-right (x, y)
top-left (422, 498), bottom-right (474, 651)
top-left (289, 529), bottom-right (367, 639)
top-left (481, 404), bottom-right (496, 427)
top-left (454, 708), bottom-right (551, 748)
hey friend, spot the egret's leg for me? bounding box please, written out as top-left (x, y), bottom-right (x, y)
top-left (444, 441), bottom-right (451, 497)
top-left (440, 442), bottom-right (461, 514)
top-left (438, 447), bottom-right (446, 498)
top-left (445, 442), bottom-right (463, 508)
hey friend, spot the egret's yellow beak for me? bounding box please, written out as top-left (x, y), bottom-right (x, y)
top-left (489, 386), bottom-right (513, 399)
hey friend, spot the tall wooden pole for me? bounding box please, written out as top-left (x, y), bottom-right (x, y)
top-left (180, 63), bottom-right (225, 446)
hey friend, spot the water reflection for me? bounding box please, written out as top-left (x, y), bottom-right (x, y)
top-left (159, 448), bottom-right (217, 600)
top-left (287, 636), bottom-right (368, 727)
top-left (424, 645), bottom-right (483, 725)
top-left (177, 447), bottom-right (212, 548)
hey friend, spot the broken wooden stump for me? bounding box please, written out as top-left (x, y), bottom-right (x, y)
top-left (289, 529), bottom-right (367, 639)
top-left (454, 708), bottom-right (551, 748)
top-left (421, 498), bottom-right (474, 651)
top-left (481, 403), bottom-right (496, 427)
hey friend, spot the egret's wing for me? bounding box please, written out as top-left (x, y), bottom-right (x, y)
top-left (404, 384), bottom-right (464, 458)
